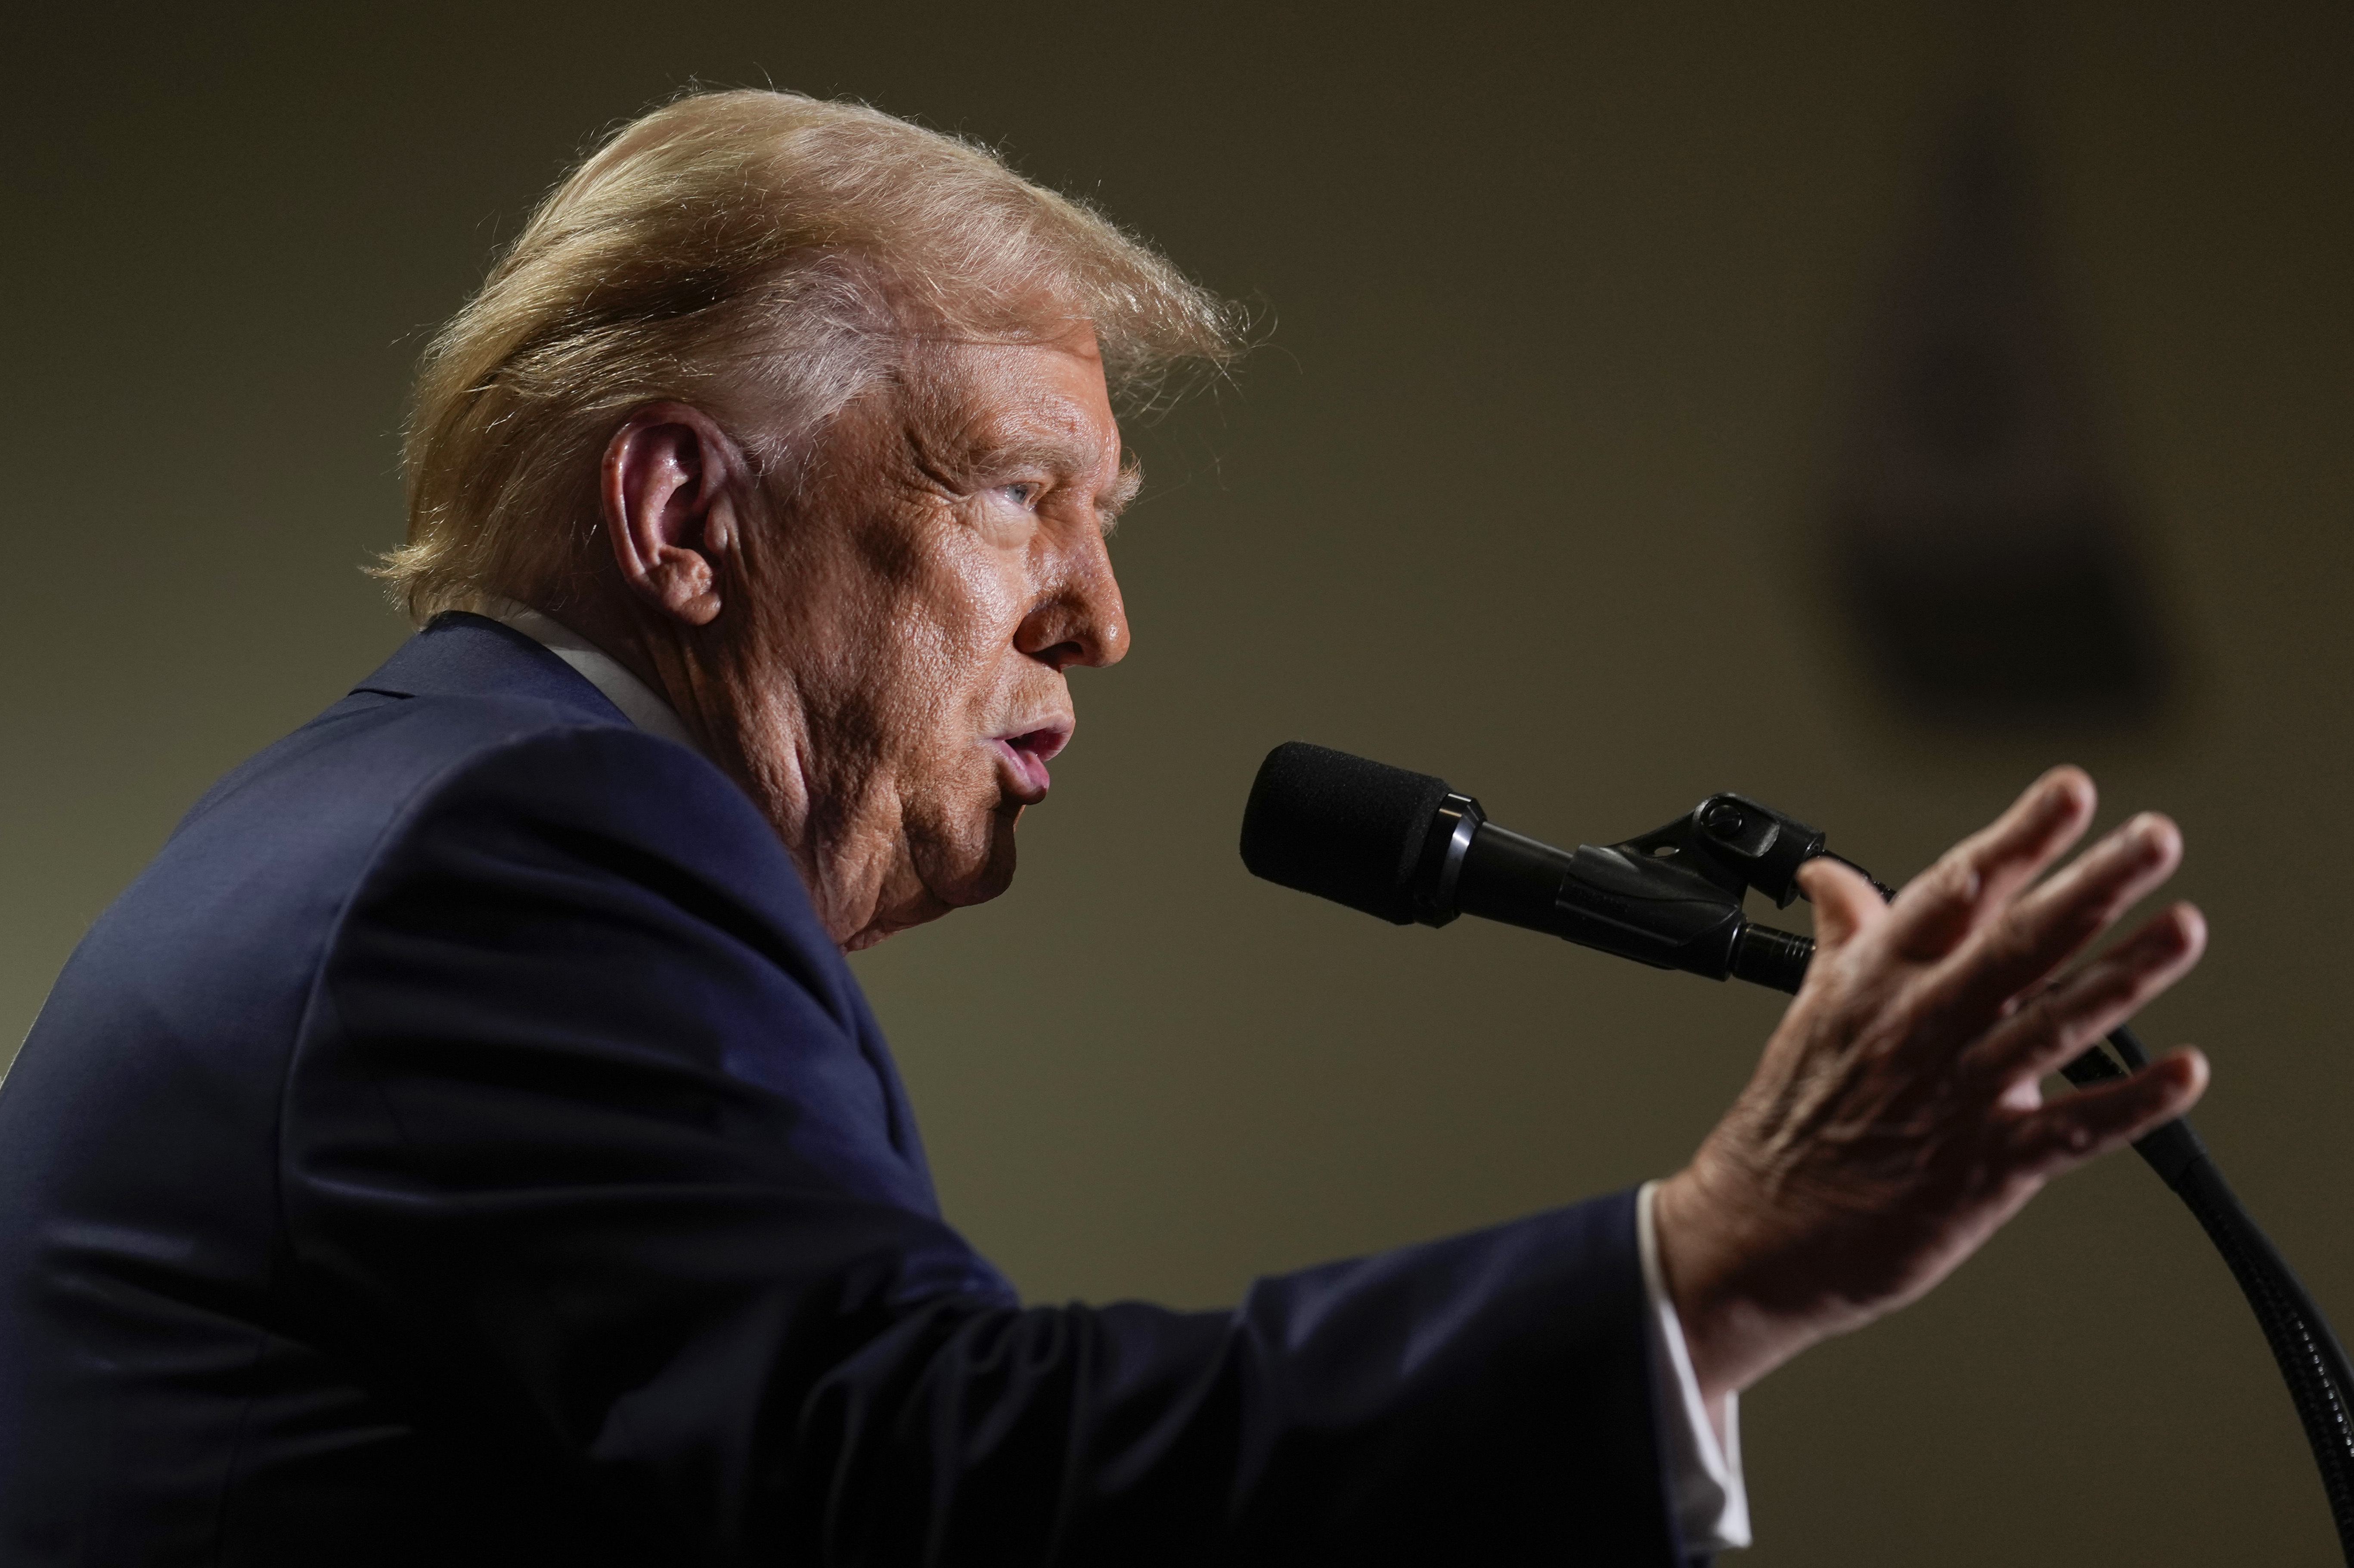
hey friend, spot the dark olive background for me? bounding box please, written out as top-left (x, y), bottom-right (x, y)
top-left (5, 2), bottom-right (2350, 1560)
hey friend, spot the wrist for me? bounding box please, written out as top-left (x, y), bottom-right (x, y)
top-left (1653, 1162), bottom-right (1824, 1405)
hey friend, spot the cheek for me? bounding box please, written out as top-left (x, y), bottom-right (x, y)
top-left (849, 570), bottom-right (1026, 791)
top-left (904, 558), bottom-right (1031, 719)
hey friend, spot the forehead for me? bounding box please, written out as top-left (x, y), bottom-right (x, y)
top-left (907, 336), bottom-right (1120, 471)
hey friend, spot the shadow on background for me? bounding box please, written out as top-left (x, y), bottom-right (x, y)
top-left (4, 2), bottom-right (2349, 1561)
top-left (1829, 92), bottom-right (2176, 727)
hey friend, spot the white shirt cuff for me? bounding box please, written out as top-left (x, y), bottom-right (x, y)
top-left (1637, 1180), bottom-right (1752, 1553)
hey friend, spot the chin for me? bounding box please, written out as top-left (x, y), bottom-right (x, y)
top-left (951, 812), bottom-right (1023, 906)
top-left (867, 808), bottom-right (1020, 946)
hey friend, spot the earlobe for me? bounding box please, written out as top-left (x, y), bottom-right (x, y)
top-left (601, 402), bottom-right (747, 629)
top-left (661, 491), bottom-right (729, 626)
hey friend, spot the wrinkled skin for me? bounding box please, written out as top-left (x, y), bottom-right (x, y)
top-left (562, 328), bottom-right (1132, 951)
top-left (1656, 767), bottom-right (2208, 1421)
top-left (547, 330), bottom-right (2208, 1433)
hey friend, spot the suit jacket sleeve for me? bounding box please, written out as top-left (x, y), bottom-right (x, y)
top-left (280, 724), bottom-right (1687, 1565)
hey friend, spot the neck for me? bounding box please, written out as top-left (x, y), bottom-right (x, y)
top-left (523, 580), bottom-right (921, 951)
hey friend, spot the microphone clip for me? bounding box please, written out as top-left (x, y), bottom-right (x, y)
top-left (1409, 788), bottom-right (1850, 993)
top-left (1613, 793), bottom-right (1831, 910)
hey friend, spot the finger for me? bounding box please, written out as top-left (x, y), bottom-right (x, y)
top-left (1930, 811), bottom-right (2183, 1029)
top-left (2010, 1046), bottom-right (2210, 1179)
top-left (1879, 767), bottom-right (2097, 964)
top-left (1962, 902), bottom-right (2207, 1083)
top-left (1796, 855), bottom-right (1886, 952)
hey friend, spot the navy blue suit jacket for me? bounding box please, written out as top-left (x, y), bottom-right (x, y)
top-left (0, 615), bottom-right (1685, 1564)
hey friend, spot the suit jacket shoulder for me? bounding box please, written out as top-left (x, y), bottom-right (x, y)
top-left (0, 615), bottom-right (1688, 1567)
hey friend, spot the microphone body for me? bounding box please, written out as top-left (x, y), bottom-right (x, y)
top-left (1456, 818), bottom-right (1813, 991)
top-left (1241, 742), bottom-right (1815, 993)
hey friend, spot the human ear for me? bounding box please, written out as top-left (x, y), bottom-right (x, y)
top-left (599, 402), bottom-right (753, 628)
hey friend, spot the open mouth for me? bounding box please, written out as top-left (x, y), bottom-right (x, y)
top-left (990, 725), bottom-right (1070, 800)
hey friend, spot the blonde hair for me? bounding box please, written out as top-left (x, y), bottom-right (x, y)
top-left (379, 89), bottom-right (1243, 623)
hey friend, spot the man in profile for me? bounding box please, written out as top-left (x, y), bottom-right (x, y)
top-left (0, 90), bottom-right (2208, 1565)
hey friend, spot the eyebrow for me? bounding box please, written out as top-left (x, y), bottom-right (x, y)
top-left (1098, 458), bottom-right (1144, 531)
top-left (959, 432), bottom-right (1142, 530)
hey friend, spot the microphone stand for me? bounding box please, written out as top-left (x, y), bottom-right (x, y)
top-left (1463, 790), bottom-right (2354, 1562)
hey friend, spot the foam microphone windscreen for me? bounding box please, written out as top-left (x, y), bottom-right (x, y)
top-left (1239, 742), bottom-right (1452, 925)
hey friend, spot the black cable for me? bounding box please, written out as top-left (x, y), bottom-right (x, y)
top-left (1748, 899), bottom-right (2354, 1556)
top-left (2178, 1157), bottom-right (2354, 1559)
top-left (2063, 1032), bottom-right (2354, 1562)
top-left (2078, 1027), bottom-right (2354, 1408)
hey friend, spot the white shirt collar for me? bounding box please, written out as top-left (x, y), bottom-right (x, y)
top-left (469, 596), bottom-right (705, 756)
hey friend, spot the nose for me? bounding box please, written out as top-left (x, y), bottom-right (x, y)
top-left (1015, 524), bottom-right (1130, 672)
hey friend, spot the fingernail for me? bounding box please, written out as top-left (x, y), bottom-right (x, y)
top-left (2041, 767), bottom-right (2094, 813)
top-left (2127, 817), bottom-right (2160, 857)
top-left (2117, 813), bottom-right (2168, 864)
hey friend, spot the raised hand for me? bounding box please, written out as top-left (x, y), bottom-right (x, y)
top-left (1653, 766), bottom-right (2210, 1407)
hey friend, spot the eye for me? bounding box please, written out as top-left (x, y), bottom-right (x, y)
top-left (996, 481), bottom-right (1044, 510)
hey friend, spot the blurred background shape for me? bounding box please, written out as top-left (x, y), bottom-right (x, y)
top-left (1831, 93), bottom-right (2173, 726)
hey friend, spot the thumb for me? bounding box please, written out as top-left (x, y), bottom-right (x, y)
top-left (1799, 856), bottom-right (1886, 951)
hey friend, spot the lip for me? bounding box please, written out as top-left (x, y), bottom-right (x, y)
top-left (989, 721), bottom-right (1073, 802)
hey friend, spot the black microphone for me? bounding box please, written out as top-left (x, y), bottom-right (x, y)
top-left (1239, 741), bottom-right (1818, 993)
top-left (1247, 747), bottom-right (2354, 1558)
